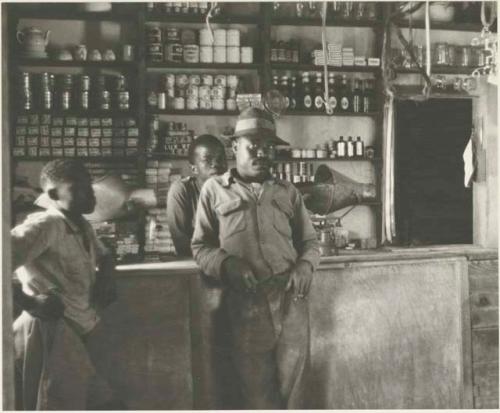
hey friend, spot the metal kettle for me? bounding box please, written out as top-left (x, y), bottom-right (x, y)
top-left (16, 27), bottom-right (50, 52)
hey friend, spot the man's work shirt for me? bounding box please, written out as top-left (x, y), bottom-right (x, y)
top-left (166, 176), bottom-right (201, 257)
top-left (191, 169), bottom-right (320, 280)
top-left (11, 207), bottom-right (107, 335)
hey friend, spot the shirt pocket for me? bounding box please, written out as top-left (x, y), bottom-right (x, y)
top-left (272, 196), bottom-right (294, 239)
top-left (215, 198), bottom-right (247, 240)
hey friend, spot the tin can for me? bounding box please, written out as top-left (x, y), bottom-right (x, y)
top-left (183, 44), bottom-right (200, 63)
top-left (214, 29), bottom-right (227, 46)
top-left (80, 91), bottom-right (89, 110)
top-left (241, 47), bottom-right (254, 63)
top-left (43, 90), bottom-right (52, 110)
top-left (61, 91), bottom-right (71, 110)
top-left (186, 98), bottom-right (198, 110)
top-left (175, 74), bottom-right (189, 88)
top-left (118, 91), bottom-right (130, 110)
top-left (166, 43), bottom-right (183, 62)
top-left (166, 87), bottom-right (175, 99)
top-left (212, 85), bottom-right (226, 99)
top-left (158, 92), bottom-right (167, 109)
top-left (173, 97), bottom-right (185, 110)
top-left (165, 27), bottom-right (180, 42)
top-left (226, 29), bottom-right (240, 47)
top-left (181, 28), bottom-right (196, 44)
top-left (227, 75), bottom-right (239, 89)
top-left (199, 28), bottom-right (213, 46)
top-left (201, 74), bottom-right (213, 86)
top-left (214, 46), bottom-right (226, 63)
top-left (227, 46), bottom-right (240, 63)
top-left (198, 85), bottom-right (211, 99)
top-left (188, 74), bottom-right (201, 86)
top-left (186, 85), bottom-right (199, 99)
top-left (226, 98), bottom-right (237, 111)
top-left (80, 75), bottom-right (90, 91)
top-left (147, 26), bottom-right (162, 43)
top-left (148, 43), bottom-right (163, 54)
top-left (213, 98), bottom-right (225, 110)
top-left (21, 72), bottom-right (31, 90)
top-left (100, 91), bottom-right (110, 110)
top-left (227, 88), bottom-right (237, 99)
top-left (214, 75), bottom-right (227, 87)
top-left (199, 98), bottom-right (212, 110)
top-left (163, 73), bottom-right (176, 89)
top-left (200, 46), bottom-right (213, 63)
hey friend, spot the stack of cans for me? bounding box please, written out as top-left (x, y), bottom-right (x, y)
top-left (20, 72), bottom-right (32, 111)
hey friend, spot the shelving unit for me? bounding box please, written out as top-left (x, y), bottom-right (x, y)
top-left (395, 67), bottom-right (476, 75)
top-left (6, 2), bottom-right (391, 248)
top-left (394, 19), bottom-right (485, 32)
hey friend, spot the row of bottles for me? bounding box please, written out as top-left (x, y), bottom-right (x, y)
top-left (272, 72), bottom-right (376, 113)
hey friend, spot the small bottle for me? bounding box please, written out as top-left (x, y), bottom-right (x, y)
top-left (355, 136), bottom-right (364, 158)
top-left (272, 75), bottom-right (279, 89)
top-left (289, 76), bottom-right (297, 110)
top-left (314, 72), bottom-right (324, 111)
top-left (337, 136), bottom-right (346, 158)
top-left (363, 78), bottom-right (375, 113)
top-left (346, 136), bottom-right (354, 158)
top-left (280, 76), bottom-right (290, 109)
top-left (327, 73), bottom-right (337, 113)
top-left (339, 75), bottom-right (351, 112)
top-left (352, 78), bottom-right (362, 113)
top-left (301, 72), bottom-right (313, 111)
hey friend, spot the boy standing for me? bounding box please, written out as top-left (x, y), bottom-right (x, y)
top-left (11, 159), bottom-right (121, 410)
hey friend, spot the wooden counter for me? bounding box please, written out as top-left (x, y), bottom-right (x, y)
top-left (93, 246), bottom-right (497, 409)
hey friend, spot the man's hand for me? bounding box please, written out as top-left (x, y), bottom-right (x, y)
top-left (25, 293), bottom-right (65, 320)
top-left (93, 274), bottom-right (117, 308)
top-left (286, 260), bottom-right (313, 299)
top-left (221, 256), bottom-right (258, 293)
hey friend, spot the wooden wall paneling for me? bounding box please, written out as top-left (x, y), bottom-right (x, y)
top-left (308, 257), bottom-right (471, 409)
top-left (96, 274), bottom-right (194, 410)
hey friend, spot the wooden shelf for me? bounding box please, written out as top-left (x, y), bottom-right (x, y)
top-left (12, 8), bottom-right (138, 22)
top-left (276, 157), bottom-right (381, 162)
top-left (13, 156), bottom-right (140, 162)
top-left (145, 13), bottom-right (260, 25)
top-left (148, 109), bottom-right (238, 116)
top-left (146, 153), bottom-right (189, 160)
top-left (271, 17), bottom-right (380, 28)
top-left (15, 58), bottom-right (137, 69)
top-left (395, 20), bottom-right (487, 32)
top-left (14, 110), bottom-right (137, 117)
top-left (396, 67), bottom-right (476, 75)
top-left (270, 63), bottom-right (379, 73)
top-left (147, 62), bottom-right (262, 70)
top-left (280, 110), bottom-right (380, 117)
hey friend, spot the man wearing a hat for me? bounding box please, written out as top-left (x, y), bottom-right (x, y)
top-left (191, 108), bottom-right (320, 409)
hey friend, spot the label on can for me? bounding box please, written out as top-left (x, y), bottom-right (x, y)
top-left (166, 43), bottom-right (183, 63)
top-left (183, 44), bottom-right (200, 63)
top-left (226, 98), bottom-right (237, 111)
top-left (214, 75), bottom-right (227, 87)
top-left (212, 86), bottom-right (226, 99)
top-left (157, 92), bottom-right (167, 109)
top-left (173, 97), bottom-right (185, 110)
top-left (186, 98), bottom-right (198, 110)
top-left (175, 74), bottom-right (189, 88)
top-left (201, 74), bottom-right (213, 86)
top-left (213, 99), bottom-right (225, 110)
top-left (198, 85), bottom-right (211, 99)
top-left (186, 85), bottom-right (199, 99)
top-left (165, 28), bottom-right (180, 42)
top-left (188, 75), bottom-right (201, 86)
top-left (200, 46), bottom-right (213, 63)
top-left (199, 99), bottom-right (212, 110)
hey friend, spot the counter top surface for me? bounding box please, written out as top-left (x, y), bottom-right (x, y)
top-left (116, 245), bottom-right (498, 274)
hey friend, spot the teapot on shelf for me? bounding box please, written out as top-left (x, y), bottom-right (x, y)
top-left (16, 27), bottom-right (50, 54)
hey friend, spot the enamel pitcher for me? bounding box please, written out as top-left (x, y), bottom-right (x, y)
top-left (16, 27), bottom-right (50, 52)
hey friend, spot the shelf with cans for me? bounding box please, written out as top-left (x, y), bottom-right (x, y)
top-left (145, 23), bottom-right (258, 67)
top-left (146, 72), bottom-right (254, 113)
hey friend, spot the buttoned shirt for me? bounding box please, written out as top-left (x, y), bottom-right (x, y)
top-left (11, 207), bottom-right (107, 334)
top-left (166, 176), bottom-right (200, 257)
top-left (191, 169), bottom-right (320, 280)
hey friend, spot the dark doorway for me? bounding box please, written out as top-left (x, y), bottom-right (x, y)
top-left (395, 98), bottom-right (473, 245)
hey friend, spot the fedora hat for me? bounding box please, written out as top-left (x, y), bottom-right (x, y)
top-left (232, 107), bottom-right (289, 146)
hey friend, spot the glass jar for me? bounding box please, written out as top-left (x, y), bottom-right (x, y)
top-left (433, 43), bottom-right (450, 66)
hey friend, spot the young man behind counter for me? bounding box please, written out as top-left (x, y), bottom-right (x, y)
top-left (11, 159), bottom-right (123, 410)
top-left (166, 134), bottom-right (228, 257)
